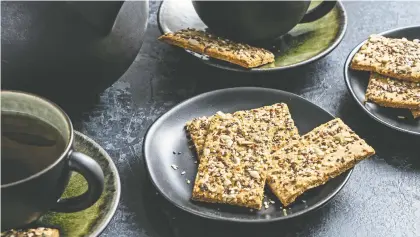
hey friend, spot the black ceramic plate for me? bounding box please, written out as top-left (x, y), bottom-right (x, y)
top-left (144, 87), bottom-right (352, 222)
top-left (344, 25), bottom-right (420, 136)
top-left (158, 0), bottom-right (347, 72)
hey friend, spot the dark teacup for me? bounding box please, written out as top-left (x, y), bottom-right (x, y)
top-left (192, 0), bottom-right (337, 42)
top-left (1, 91), bottom-right (104, 230)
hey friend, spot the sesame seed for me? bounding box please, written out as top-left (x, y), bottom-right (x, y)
top-left (397, 116), bottom-right (406, 119)
top-left (171, 164), bottom-right (178, 170)
top-left (283, 209), bottom-right (287, 216)
top-left (181, 171), bottom-right (186, 175)
top-left (173, 151), bottom-right (176, 154)
top-left (186, 179), bottom-right (191, 184)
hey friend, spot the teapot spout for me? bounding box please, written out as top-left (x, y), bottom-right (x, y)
top-left (66, 1), bottom-right (124, 35)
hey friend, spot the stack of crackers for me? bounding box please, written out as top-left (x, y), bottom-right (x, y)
top-left (158, 28), bottom-right (275, 68)
top-left (350, 35), bottom-right (420, 119)
top-left (186, 103), bottom-right (375, 209)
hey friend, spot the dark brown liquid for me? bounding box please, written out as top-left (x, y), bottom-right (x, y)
top-left (1, 112), bottom-right (66, 185)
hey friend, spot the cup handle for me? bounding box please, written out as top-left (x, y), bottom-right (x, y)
top-left (299, 1), bottom-right (337, 23)
top-left (52, 151), bottom-right (105, 213)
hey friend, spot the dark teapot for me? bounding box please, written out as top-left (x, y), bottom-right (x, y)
top-left (1, 1), bottom-right (148, 107)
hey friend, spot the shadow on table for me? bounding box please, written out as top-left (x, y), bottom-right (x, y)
top-left (336, 92), bottom-right (420, 171)
top-left (107, 153), bottom-right (174, 237)
top-left (152, 45), bottom-right (325, 100)
top-left (189, 60), bottom-right (322, 93)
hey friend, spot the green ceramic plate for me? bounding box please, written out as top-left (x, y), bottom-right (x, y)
top-left (35, 131), bottom-right (120, 237)
top-left (158, 0), bottom-right (347, 72)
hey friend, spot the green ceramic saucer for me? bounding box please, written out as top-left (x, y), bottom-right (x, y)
top-left (158, 0), bottom-right (347, 72)
top-left (35, 131), bottom-right (121, 237)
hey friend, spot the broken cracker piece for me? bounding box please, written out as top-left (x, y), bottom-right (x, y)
top-left (186, 116), bottom-right (212, 157)
top-left (412, 109), bottom-right (420, 119)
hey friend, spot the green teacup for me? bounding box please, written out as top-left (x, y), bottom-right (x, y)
top-left (1, 91), bottom-right (104, 230)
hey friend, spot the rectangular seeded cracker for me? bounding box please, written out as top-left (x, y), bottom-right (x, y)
top-left (191, 103), bottom-right (299, 209)
top-left (365, 73), bottom-right (420, 110)
top-left (158, 28), bottom-right (274, 68)
top-left (191, 113), bottom-right (266, 209)
top-left (350, 35), bottom-right (420, 82)
top-left (186, 104), bottom-right (299, 160)
top-left (267, 118), bottom-right (375, 207)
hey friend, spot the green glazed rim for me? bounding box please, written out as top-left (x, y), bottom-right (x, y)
top-left (35, 131), bottom-right (120, 237)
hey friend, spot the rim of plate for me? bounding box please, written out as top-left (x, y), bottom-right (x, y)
top-left (74, 131), bottom-right (122, 236)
